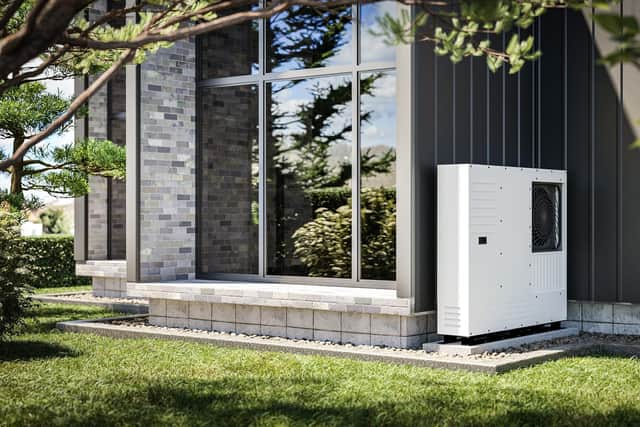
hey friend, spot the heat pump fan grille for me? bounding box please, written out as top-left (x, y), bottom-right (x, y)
top-left (532, 183), bottom-right (561, 252)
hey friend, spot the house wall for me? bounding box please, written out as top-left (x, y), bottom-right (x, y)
top-left (413, 4), bottom-right (640, 311)
top-left (108, 69), bottom-right (127, 260)
top-left (87, 76), bottom-right (109, 260)
top-left (134, 38), bottom-right (197, 281)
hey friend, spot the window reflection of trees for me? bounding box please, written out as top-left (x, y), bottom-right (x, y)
top-left (268, 6), bottom-right (352, 72)
top-left (267, 71), bottom-right (396, 279)
top-left (197, 2), bottom-right (397, 281)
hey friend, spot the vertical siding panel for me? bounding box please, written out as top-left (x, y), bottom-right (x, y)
top-left (414, 29), bottom-right (437, 311)
top-left (504, 31), bottom-right (520, 167)
top-left (454, 58), bottom-right (472, 163)
top-left (489, 33), bottom-right (504, 165)
top-left (539, 10), bottom-right (565, 170)
top-left (472, 55), bottom-right (488, 164)
top-left (565, 9), bottom-right (591, 301)
top-left (620, 1), bottom-right (640, 303)
top-left (519, 26), bottom-right (534, 168)
top-left (592, 9), bottom-right (619, 302)
top-left (436, 54), bottom-right (454, 164)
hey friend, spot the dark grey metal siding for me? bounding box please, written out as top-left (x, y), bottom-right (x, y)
top-left (414, 4), bottom-right (640, 311)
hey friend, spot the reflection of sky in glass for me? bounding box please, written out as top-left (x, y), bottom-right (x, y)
top-left (268, 6), bottom-right (352, 72)
top-left (360, 1), bottom-right (397, 64)
top-left (361, 72), bottom-right (396, 149)
top-left (270, 76), bottom-right (352, 155)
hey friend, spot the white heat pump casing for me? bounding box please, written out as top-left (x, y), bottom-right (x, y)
top-left (437, 164), bottom-right (567, 337)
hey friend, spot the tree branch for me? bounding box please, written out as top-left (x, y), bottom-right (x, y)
top-left (0, 48), bottom-right (135, 171)
top-left (0, 0), bottom-right (25, 36)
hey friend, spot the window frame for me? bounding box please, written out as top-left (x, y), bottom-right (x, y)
top-left (196, 1), bottom-right (398, 288)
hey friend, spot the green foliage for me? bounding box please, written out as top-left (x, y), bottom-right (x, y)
top-left (19, 235), bottom-right (90, 289)
top-left (373, 0), bottom-right (600, 74)
top-left (293, 187), bottom-right (396, 279)
top-left (0, 79), bottom-right (124, 197)
top-left (304, 186), bottom-right (351, 212)
top-left (24, 138), bottom-right (126, 197)
top-left (39, 207), bottom-right (69, 235)
top-left (0, 82), bottom-right (71, 139)
top-left (0, 203), bottom-right (33, 339)
top-left (293, 205), bottom-right (353, 278)
top-left (0, 190), bottom-right (43, 211)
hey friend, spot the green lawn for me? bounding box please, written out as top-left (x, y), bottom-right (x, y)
top-left (1, 304), bottom-right (640, 426)
top-left (32, 285), bottom-right (92, 295)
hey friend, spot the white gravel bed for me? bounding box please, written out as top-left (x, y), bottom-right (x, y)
top-left (45, 292), bottom-right (148, 306)
top-left (107, 317), bottom-right (640, 361)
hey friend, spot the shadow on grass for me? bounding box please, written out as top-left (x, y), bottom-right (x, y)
top-left (19, 375), bottom-right (638, 427)
top-left (0, 340), bottom-right (80, 362)
top-left (23, 303), bottom-right (118, 334)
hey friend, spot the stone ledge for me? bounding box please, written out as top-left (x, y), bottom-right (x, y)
top-left (76, 260), bottom-right (127, 278)
top-left (148, 298), bottom-right (432, 349)
top-left (128, 280), bottom-right (413, 316)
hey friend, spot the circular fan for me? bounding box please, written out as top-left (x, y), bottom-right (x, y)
top-left (532, 184), bottom-right (560, 251)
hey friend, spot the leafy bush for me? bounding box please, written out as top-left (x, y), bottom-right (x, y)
top-left (293, 205), bottom-right (352, 278)
top-left (0, 203), bottom-right (33, 339)
top-left (39, 207), bottom-right (69, 234)
top-left (19, 235), bottom-right (90, 288)
top-left (304, 187), bottom-right (351, 212)
top-left (293, 187), bottom-right (396, 279)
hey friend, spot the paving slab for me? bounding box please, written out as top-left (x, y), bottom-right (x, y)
top-left (423, 328), bottom-right (579, 356)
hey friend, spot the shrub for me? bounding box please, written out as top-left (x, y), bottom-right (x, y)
top-left (19, 235), bottom-right (90, 288)
top-left (304, 187), bottom-right (351, 212)
top-left (293, 187), bottom-right (396, 279)
top-left (0, 203), bottom-right (33, 339)
top-left (39, 207), bottom-right (69, 234)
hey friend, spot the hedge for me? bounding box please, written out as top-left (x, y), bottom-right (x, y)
top-left (18, 235), bottom-right (90, 288)
top-left (304, 186), bottom-right (396, 212)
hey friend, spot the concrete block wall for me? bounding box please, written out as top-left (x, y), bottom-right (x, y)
top-left (565, 301), bottom-right (640, 335)
top-left (138, 38), bottom-right (197, 281)
top-left (76, 260), bottom-right (127, 298)
top-left (149, 298), bottom-right (435, 348)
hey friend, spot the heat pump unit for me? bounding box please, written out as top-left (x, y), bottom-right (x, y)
top-left (437, 164), bottom-right (567, 338)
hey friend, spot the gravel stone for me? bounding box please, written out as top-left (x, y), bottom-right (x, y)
top-left (105, 317), bottom-right (640, 362)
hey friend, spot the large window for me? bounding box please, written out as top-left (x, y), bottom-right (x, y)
top-left (197, 2), bottom-right (398, 285)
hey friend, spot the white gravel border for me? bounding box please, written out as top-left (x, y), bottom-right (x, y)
top-left (57, 315), bottom-right (640, 374)
top-left (34, 292), bottom-right (148, 314)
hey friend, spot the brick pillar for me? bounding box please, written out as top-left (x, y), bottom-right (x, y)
top-left (137, 38), bottom-right (197, 281)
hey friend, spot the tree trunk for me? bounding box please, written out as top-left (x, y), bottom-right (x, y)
top-left (10, 135), bottom-right (24, 195)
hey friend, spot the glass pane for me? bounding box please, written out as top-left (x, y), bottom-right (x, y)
top-left (198, 85), bottom-right (259, 275)
top-left (360, 1), bottom-right (397, 64)
top-left (360, 71), bottom-right (396, 280)
top-left (267, 6), bottom-right (352, 73)
top-left (267, 76), bottom-right (353, 277)
top-left (198, 8), bottom-right (259, 79)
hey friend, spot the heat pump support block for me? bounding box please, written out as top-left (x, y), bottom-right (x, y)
top-left (423, 327), bottom-right (578, 356)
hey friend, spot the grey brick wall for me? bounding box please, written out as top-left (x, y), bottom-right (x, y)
top-left (108, 69), bottom-right (127, 259)
top-left (138, 38), bottom-right (197, 281)
top-left (87, 77), bottom-right (109, 260)
top-left (198, 85), bottom-right (259, 275)
top-left (86, 0), bottom-right (127, 261)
